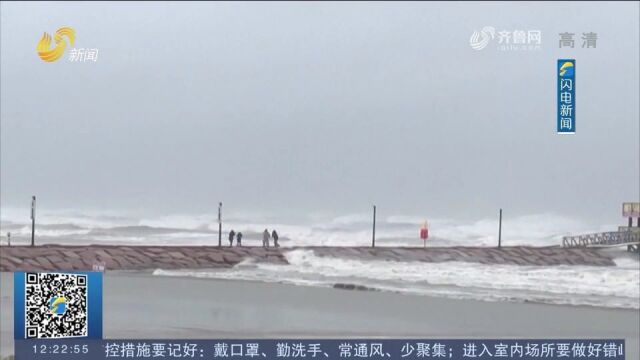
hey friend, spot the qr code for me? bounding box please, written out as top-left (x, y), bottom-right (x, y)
top-left (24, 272), bottom-right (88, 339)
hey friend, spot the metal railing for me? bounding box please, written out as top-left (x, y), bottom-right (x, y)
top-left (562, 230), bottom-right (640, 248)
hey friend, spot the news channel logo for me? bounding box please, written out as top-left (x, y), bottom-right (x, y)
top-left (557, 59), bottom-right (576, 134)
top-left (36, 26), bottom-right (99, 62)
top-left (14, 271), bottom-right (103, 339)
top-left (559, 61), bottom-right (574, 77)
top-left (36, 27), bottom-right (75, 62)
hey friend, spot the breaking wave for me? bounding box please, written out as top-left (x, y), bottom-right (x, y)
top-left (2, 207), bottom-right (637, 308)
top-left (0, 207), bottom-right (617, 248)
top-left (154, 249), bottom-right (640, 309)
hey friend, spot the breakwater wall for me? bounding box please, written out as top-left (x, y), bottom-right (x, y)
top-left (0, 245), bottom-right (616, 272)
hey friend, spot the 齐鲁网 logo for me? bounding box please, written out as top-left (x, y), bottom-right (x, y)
top-left (469, 26), bottom-right (496, 50)
top-left (470, 26), bottom-right (542, 51)
top-left (36, 27), bottom-right (75, 62)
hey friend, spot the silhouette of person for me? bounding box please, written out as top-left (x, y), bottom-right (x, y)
top-left (228, 230), bottom-right (236, 247)
top-left (262, 229), bottom-right (270, 248)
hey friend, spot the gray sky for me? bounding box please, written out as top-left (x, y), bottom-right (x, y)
top-left (1, 1), bottom-right (638, 222)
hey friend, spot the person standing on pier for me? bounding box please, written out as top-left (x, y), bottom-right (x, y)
top-left (272, 229), bottom-right (279, 248)
top-left (262, 229), bottom-right (271, 248)
top-left (236, 231), bottom-right (243, 247)
top-left (228, 230), bottom-right (236, 247)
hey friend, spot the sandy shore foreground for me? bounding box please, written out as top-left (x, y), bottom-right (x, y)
top-left (1, 271), bottom-right (638, 358)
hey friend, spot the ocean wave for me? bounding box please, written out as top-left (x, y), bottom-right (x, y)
top-left (153, 249), bottom-right (640, 309)
top-left (0, 208), bottom-right (623, 249)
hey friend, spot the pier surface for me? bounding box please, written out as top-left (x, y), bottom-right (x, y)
top-left (0, 245), bottom-right (616, 272)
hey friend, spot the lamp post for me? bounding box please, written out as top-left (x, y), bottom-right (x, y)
top-left (31, 196), bottom-right (36, 247)
top-left (372, 205), bottom-right (376, 248)
top-left (498, 208), bottom-right (503, 248)
top-left (218, 202), bottom-right (222, 247)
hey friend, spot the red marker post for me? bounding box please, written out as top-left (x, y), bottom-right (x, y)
top-left (420, 221), bottom-right (429, 248)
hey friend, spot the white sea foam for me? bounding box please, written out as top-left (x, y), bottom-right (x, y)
top-left (154, 249), bottom-right (640, 309)
top-left (3, 207), bottom-right (637, 308)
top-left (0, 208), bottom-right (623, 248)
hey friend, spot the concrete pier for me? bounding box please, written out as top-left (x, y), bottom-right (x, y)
top-left (0, 244), bottom-right (616, 272)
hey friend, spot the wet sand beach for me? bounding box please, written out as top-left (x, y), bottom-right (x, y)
top-left (1, 271), bottom-right (638, 358)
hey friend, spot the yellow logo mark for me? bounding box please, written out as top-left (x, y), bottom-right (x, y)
top-left (559, 61), bottom-right (574, 76)
top-left (36, 27), bottom-right (75, 62)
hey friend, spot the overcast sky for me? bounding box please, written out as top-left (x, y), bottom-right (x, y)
top-left (1, 1), bottom-right (638, 222)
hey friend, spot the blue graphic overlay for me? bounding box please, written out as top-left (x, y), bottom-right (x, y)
top-left (48, 296), bottom-right (67, 315)
top-left (557, 59), bottom-right (576, 134)
top-left (14, 339), bottom-right (625, 359)
top-left (14, 271), bottom-right (103, 340)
